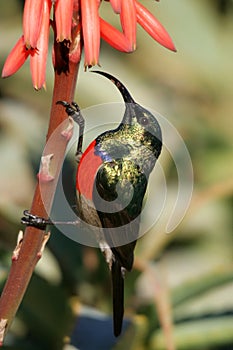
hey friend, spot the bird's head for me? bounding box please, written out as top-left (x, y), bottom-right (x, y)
top-left (92, 71), bottom-right (162, 160)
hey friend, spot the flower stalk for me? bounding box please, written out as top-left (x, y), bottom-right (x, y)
top-left (0, 5), bottom-right (81, 344)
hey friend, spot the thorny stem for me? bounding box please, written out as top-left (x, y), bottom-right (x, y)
top-left (0, 43), bottom-right (81, 344)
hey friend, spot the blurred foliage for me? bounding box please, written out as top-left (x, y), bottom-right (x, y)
top-left (0, 0), bottom-right (233, 349)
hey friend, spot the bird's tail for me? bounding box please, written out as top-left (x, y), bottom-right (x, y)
top-left (111, 260), bottom-right (124, 337)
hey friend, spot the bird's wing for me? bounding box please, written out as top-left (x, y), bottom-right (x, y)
top-left (93, 159), bottom-right (148, 271)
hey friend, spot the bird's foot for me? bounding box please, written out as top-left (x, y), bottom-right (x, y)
top-left (21, 210), bottom-right (80, 230)
top-left (56, 101), bottom-right (84, 126)
top-left (21, 210), bottom-right (52, 230)
top-left (56, 100), bottom-right (84, 158)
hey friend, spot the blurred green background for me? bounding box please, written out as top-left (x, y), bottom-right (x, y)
top-left (0, 0), bottom-right (233, 349)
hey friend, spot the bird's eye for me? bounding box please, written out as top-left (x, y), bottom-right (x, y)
top-left (139, 116), bottom-right (149, 126)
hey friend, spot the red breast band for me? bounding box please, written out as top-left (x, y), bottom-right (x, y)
top-left (76, 140), bottom-right (103, 200)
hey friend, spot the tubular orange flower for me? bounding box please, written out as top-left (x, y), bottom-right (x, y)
top-left (135, 0), bottom-right (176, 51)
top-left (120, 0), bottom-right (137, 51)
top-left (69, 0), bottom-right (81, 64)
top-left (100, 18), bottom-right (132, 52)
top-left (2, 0), bottom-right (176, 88)
top-left (55, 0), bottom-right (74, 42)
top-left (30, 0), bottom-right (51, 89)
top-left (2, 36), bottom-right (31, 78)
top-left (109, 0), bottom-right (121, 14)
top-left (81, 0), bottom-right (100, 68)
top-left (23, 0), bottom-right (45, 48)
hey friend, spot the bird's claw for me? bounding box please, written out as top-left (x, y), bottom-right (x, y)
top-left (21, 210), bottom-right (51, 230)
top-left (57, 100), bottom-right (84, 157)
top-left (56, 100), bottom-right (80, 116)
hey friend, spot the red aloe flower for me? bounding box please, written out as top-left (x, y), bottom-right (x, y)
top-left (2, 0), bottom-right (52, 89)
top-left (23, 0), bottom-right (44, 49)
top-left (120, 0), bottom-right (137, 51)
top-left (2, 36), bottom-right (31, 78)
top-left (55, 0), bottom-right (73, 42)
top-left (30, 0), bottom-right (51, 90)
top-left (81, 0), bottom-right (100, 68)
top-left (2, 0), bottom-right (176, 89)
top-left (135, 0), bottom-right (176, 52)
top-left (109, 0), bottom-right (121, 14)
top-left (100, 18), bottom-right (132, 52)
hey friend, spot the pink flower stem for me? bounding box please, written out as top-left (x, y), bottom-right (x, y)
top-left (0, 40), bottom-right (81, 345)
